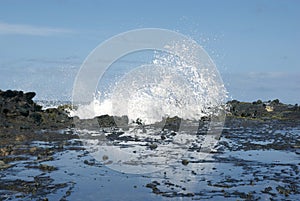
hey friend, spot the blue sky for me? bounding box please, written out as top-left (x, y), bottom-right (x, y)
top-left (0, 0), bottom-right (299, 103)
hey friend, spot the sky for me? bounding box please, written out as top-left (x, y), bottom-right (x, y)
top-left (0, 0), bottom-right (299, 103)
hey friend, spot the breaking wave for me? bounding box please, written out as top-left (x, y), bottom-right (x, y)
top-left (70, 40), bottom-right (227, 124)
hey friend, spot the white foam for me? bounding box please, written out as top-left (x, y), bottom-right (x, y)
top-left (71, 40), bottom-right (227, 123)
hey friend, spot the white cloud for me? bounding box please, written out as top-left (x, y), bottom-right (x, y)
top-left (0, 21), bottom-right (74, 36)
top-left (247, 71), bottom-right (287, 79)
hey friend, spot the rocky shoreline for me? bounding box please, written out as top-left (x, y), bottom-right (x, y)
top-left (0, 89), bottom-right (300, 200)
top-left (1, 89), bottom-right (299, 133)
top-left (0, 90), bottom-right (73, 130)
top-left (1, 89), bottom-right (299, 166)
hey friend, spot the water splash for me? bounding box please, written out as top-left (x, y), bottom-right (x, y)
top-left (71, 40), bottom-right (227, 123)
top-left (71, 29), bottom-right (228, 174)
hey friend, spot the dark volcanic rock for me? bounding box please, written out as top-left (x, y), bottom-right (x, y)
top-left (0, 89), bottom-right (72, 130)
top-left (0, 90), bottom-right (41, 118)
top-left (96, 115), bottom-right (129, 127)
top-left (163, 116), bottom-right (181, 131)
top-left (25, 92), bottom-right (36, 101)
top-left (96, 115), bottom-right (116, 127)
top-left (227, 99), bottom-right (300, 121)
top-left (29, 112), bottom-right (43, 124)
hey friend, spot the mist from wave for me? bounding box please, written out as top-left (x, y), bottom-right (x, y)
top-left (70, 40), bottom-right (227, 124)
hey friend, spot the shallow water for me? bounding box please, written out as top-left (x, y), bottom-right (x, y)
top-left (1, 120), bottom-right (300, 200)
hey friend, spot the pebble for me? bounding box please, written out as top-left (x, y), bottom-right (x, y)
top-left (182, 159), bottom-right (189, 166)
top-left (149, 143), bottom-right (158, 150)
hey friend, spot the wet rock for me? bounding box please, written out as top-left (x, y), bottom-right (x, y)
top-left (262, 186), bottom-right (273, 193)
top-left (252, 99), bottom-right (263, 105)
top-left (276, 185), bottom-right (291, 196)
top-left (1, 90), bottom-right (20, 98)
top-left (198, 117), bottom-right (210, 135)
top-left (148, 143), bottom-right (158, 150)
top-left (96, 115), bottom-right (116, 127)
top-left (25, 92), bottom-right (36, 101)
top-left (95, 115), bottom-right (129, 128)
top-left (146, 181), bottom-right (161, 194)
top-left (227, 99), bottom-right (300, 121)
top-left (163, 116), bottom-right (181, 131)
top-left (42, 107), bottom-right (71, 125)
top-left (39, 164), bottom-right (58, 172)
top-left (30, 112), bottom-right (43, 124)
top-left (106, 131), bottom-right (127, 141)
top-left (114, 115), bottom-right (129, 127)
top-left (0, 146), bottom-right (13, 156)
top-left (102, 155), bottom-right (109, 161)
top-left (0, 90), bottom-right (41, 119)
top-left (271, 99), bottom-right (280, 105)
top-left (57, 104), bottom-right (73, 111)
top-left (29, 147), bottom-right (38, 153)
top-left (182, 159), bottom-right (189, 166)
top-left (0, 160), bottom-right (12, 169)
top-left (0, 89), bottom-right (73, 131)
